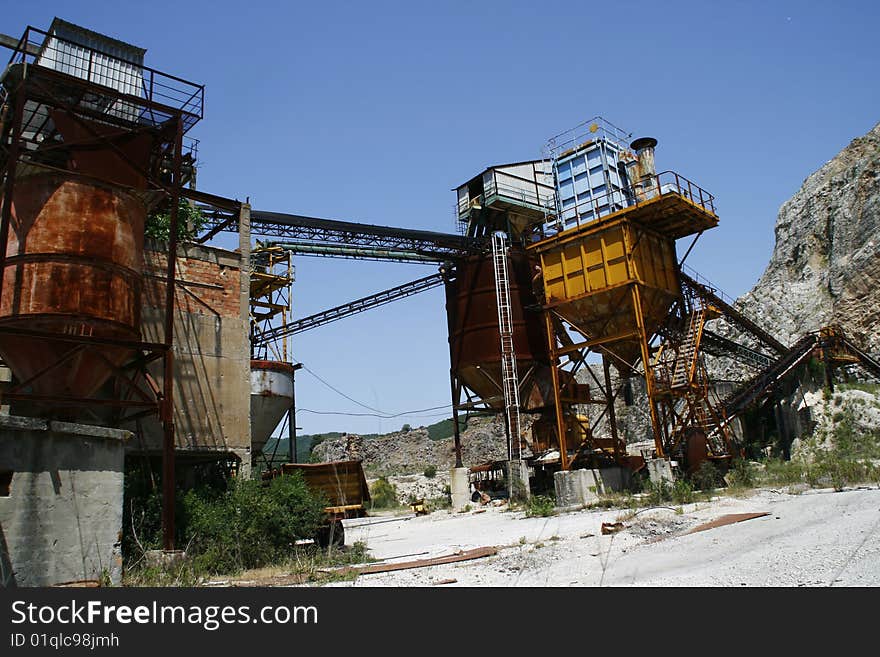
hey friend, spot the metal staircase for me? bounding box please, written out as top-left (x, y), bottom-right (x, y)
top-left (671, 305), bottom-right (706, 389)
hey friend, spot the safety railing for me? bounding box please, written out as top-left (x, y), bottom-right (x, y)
top-left (2, 26), bottom-right (203, 129)
top-left (456, 179), bottom-right (556, 219)
top-left (544, 116), bottom-right (633, 162)
top-left (542, 170), bottom-right (716, 235)
top-left (680, 263), bottom-right (736, 307)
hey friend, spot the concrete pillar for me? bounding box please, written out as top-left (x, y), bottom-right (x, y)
top-left (507, 460), bottom-right (531, 501)
top-left (645, 458), bottom-right (673, 485)
top-left (233, 448), bottom-right (252, 480)
top-left (554, 469), bottom-right (601, 508)
top-left (450, 467), bottom-right (470, 510)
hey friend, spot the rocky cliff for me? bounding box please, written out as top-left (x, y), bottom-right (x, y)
top-left (715, 121), bottom-right (880, 356)
top-left (311, 414), bottom-right (520, 475)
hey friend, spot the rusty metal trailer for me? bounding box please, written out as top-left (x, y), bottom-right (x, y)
top-left (274, 460), bottom-right (371, 547)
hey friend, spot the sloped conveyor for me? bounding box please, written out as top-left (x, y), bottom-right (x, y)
top-left (719, 327), bottom-right (880, 427)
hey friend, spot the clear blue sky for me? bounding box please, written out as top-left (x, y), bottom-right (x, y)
top-left (5, 1), bottom-right (879, 436)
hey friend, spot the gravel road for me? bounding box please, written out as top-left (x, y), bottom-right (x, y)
top-left (333, 486), bottom-right (880, 587)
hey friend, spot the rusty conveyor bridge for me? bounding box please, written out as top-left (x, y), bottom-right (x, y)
top-left (719, 327), bottom-right (880, 427)
top-left (253, 271), bottom-right (445, 346)
top-left (197, 204), bottom-right (484, 263)
top-left (196, 194), bottom-right (795, 375)
top-left (195, 191), bottom-right (880, 452)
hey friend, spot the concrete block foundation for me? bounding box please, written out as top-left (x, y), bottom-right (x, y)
top-left (646, 458), bottom-right (674, 485)
top-left (554, 469), bottom-right (601, 508)
top-left (0, 416), bottom-right (130, 587)
top-left (450, 467), bottom-right (470, 510)
top-left (506, 460), bottom-right (531, 501)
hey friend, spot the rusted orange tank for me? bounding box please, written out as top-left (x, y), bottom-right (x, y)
top-left (447, 250), bottom-right (552, 410)
top-left (0, 173), bottom-right (145, 400)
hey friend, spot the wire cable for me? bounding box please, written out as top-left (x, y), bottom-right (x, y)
top-left (296, 405), bottom-right (452, 419)
top-left (298, 363), bottom-right (389, 414)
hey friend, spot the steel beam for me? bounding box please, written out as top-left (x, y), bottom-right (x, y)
top-left (255, 272), bottom-right (445, 346)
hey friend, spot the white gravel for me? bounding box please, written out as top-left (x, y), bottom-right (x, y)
top-left (330, 486), bottom-right (880, 587)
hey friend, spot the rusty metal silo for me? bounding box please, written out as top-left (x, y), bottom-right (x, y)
top-left (0, 173), bottom-right (145, 400)
top-left (447, 250), bottom-right (553, 412)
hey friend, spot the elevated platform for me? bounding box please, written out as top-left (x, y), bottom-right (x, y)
top-left (533, 174), bottom-right (718, 248)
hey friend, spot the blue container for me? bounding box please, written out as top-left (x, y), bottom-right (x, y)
top-left (553, 137), bottom-right (631, 228)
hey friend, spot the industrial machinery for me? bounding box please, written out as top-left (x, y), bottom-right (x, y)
top-left (0, 21), bottom-right (203, 548)
top-left (196, 116), bottom-right (880, 490)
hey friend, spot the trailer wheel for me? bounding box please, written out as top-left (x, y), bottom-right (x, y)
top-left (315, 520), bottom-right (345, 548)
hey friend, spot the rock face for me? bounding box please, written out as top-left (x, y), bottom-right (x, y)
top-left (312, 414), bottom-right (516, 475)
top-left (719, 121), bottom-right (880, 355)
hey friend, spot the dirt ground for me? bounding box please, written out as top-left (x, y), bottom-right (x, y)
top-left (322, 485), bottom-right (880, 587)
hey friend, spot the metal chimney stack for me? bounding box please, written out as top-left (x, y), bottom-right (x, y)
top-left (629, 137), bottom-right (658, 201)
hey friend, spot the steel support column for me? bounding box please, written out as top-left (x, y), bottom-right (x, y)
top-left (631, 284), bottom-right (664, 457)
top-left (0, 93), bottom-right (25, 311)
top-left (161, 114), bottom-right (184, 552)
top-left (603, 355), bottom-right (621, 462)
top-left (545, 310), bottom-right (570, 470)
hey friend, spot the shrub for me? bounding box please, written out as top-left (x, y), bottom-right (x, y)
top-left (423, 465), bottom-right (437, 479)
top-left (183, 473), bottom-right (327, 574)
top-left (145, 199), bottom-right (206, 242)
top-left (644, 478), bottom-right (672, 505)
top-left (671, 479), bottom-right (694, 504)
top-left (427, 493), bottom-right (451, 511)
top-left (726, 458), bottom-right (755, 488)
top-left (690, 461), bottom-right (721, 491)
top-left (525, 495), bottom-right (556, 518)
top-left (123, 470), bottom-right (327, 576)
top-left (369, 476), bottom-right (399, 508)
top-left (759, 458), bottom-right (805, 486)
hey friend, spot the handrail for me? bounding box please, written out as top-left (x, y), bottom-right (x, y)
top-left (543, 170), bottom-right (716, 235)
top-left (4, 25), bottom-right (204, 123)
top-left (456, 179), bottom-right (556, 217)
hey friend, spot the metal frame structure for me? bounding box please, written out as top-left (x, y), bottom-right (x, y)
top-left (0, 26), bottom-right (203, 549)
top-left (253, 271), bottom-right (445, 347)
top-left (250, 245), bottom-right (295, 360)
top-left (200, 208), bottom-right (483, 262)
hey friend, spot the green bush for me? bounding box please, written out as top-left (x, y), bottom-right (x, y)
top-left (525, 495), bottom-right (556, 518)
top-left (145, 199), bottom-right (206, 242)
top-left (726, 458), bottom-right (755, 488)
top-left (690, 461), bottom-right (721, 491)
top-left (644, 478), bottom-right (672, 505)
top-left (671, 479), bottom-right (695, 504)
top-left (183, 473), bottom-right (327, 574)
top-left (123, 471), bottom-right (327, 576)
top-left (369, 476), bottom-right (399, 508)
top-left (759, 458), bottom-right (806, 486)
top-left (423, 465), bottom-right (437, 479)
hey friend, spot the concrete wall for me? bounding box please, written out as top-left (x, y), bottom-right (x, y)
top-left (127, 206), bottom-right (252, 473)
top-left (0, 415), bottom-right (130, 587)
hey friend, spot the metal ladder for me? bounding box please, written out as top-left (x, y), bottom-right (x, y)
top-left (491, 232), bottom-right (523, 469)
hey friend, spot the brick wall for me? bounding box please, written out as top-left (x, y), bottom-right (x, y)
top-left (127, 239), bottom-right (251, 459)
top-left (143, 242), bottom-right (242, 320)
